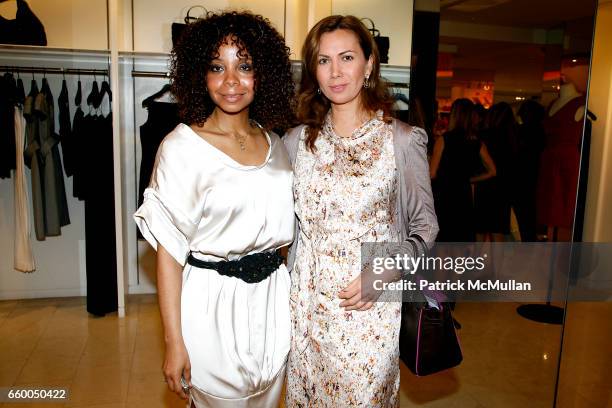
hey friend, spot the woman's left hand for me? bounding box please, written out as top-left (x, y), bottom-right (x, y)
top-left (339, 262), bottom-right (402, 311)
top-left (339, 274), bottom-right (377, 311)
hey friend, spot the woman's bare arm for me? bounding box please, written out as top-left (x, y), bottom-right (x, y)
top-left (157, 244), bottom-right (191, 400)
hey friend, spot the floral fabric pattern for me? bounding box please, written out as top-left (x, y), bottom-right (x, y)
top-left (287, 112), bottom-right (402, 407)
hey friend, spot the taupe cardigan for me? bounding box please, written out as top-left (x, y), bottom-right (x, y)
top-left (282, 119), bottom-right (439, 272)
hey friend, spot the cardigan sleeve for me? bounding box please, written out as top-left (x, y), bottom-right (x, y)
top-left (282, 125), bottom-right (306, 273)
top-left (393, 120), bottom-right (439, 262)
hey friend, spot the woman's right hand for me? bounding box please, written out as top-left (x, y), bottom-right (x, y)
top-left (163, 340), bottom-right (192, 400)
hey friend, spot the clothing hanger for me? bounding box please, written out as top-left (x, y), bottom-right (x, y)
top-left (16, 70), bottom-right (25, 105)
top-left (75, 70), bottom-right (82, 107)
top-left (59, 69), bottom-right (68, 102)
top-left (60, 75), bottom-right (68, 100)
top-left (95, 73), bottom-right (112, 109)
top-left (41, 69), bottom-right (51, 95)
top-left (142, 82), bottom-right (172, 108)
top-left (27, 70), bottom-right (38, 98)
top-left (86, 72), bottom-right (100, 107)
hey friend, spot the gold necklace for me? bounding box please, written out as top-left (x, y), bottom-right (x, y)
top-left (235, 133), bottom-right (247, 151)
top-left (210, 120), bottom-right (249, 150)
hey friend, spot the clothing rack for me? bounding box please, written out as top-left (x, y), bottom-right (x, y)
top-left (0, 66), bottom-right (109, 77)
top-left (132, 70), bottom-right (170, 78)
top-left (386, 82), bottom-right (409, 89)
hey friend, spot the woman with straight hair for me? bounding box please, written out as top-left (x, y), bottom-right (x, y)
top-left (283, 15), bottom-right (438, 407)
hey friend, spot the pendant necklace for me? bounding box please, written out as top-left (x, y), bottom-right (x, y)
top-left (210, 119), bottom-right (249, 150)
top-left (235, 133), bottom-right (247, 151)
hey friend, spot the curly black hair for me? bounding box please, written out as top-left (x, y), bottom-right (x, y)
top-left (170, 11), bottom-right (295, 130)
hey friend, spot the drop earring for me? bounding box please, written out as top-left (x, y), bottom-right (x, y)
top-left (363, 75), bottom-right (370, 89)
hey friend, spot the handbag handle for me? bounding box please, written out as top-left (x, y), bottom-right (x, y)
top-left (361, 17), bottom-right (381, 37)
top-left (184, 5), bottom-right (208, 23)
top-left (409, 234), bottom-right (428, 259)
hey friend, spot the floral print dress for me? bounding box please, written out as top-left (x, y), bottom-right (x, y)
top-left (287, 113), bottom-right (402, 407)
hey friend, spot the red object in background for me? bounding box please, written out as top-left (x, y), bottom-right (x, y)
top-left (536, 96), bottom-right (585, 228)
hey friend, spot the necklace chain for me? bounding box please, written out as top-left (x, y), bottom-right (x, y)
top-left (210, 119), bottom-right (250, 151)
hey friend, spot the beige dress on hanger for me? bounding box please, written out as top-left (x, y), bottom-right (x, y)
top-left (14, 106), bottom-right (35, 272)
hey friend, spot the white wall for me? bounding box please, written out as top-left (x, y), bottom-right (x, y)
top-left (285, 0), bottom-right (309, 59)
top-left (0, 0), bottom-right (415, 61)
top-left (132, 0), bottom-right (286, 53)
top-left (332, 0), bottom-right (413, 66)
top-left (0, 0), bottom-right (108, 49)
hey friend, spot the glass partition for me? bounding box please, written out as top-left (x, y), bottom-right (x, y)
top-left (406, 0), bottom-right (606, 407)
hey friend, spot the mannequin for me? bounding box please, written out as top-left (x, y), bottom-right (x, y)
top-left (537, 78), bottom-right (586, 242)
top-left (548, 81), bottom-right (585, 123)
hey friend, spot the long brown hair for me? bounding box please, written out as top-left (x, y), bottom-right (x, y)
top-left (448, 98), bottom-right (476, 140)
top-left (297, 15), bottom-right (394, 151)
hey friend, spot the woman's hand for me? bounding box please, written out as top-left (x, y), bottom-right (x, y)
top-left (163, 339), bottom-right (192, 400)
top-left (339, 274), bottom-right (376, 311)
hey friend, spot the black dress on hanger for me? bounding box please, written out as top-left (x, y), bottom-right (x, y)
top-left (0, 72), bottom-right (17, 179)
top-left (58, 79), bottom-right (73, 177)
top-left (0, 0), bottom-right (47, 45)
top-left (71, 80), bottom-right (86, 199)
top-left (83, 86), bottom-right (118, 316)
top-left (138, 100), bottom-right (179, 207)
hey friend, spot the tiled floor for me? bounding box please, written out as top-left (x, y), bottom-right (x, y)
top-left (0, 296), bottom-right (609, 407)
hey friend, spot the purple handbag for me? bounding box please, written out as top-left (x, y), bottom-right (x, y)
top-left (399, 235), bottom-right (463, 376)
top-left (399, 300), bottom-right (463, 376)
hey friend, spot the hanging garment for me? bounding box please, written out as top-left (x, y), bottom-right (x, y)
top-left (0, 0), bottom-right (47, 46)
top-left (23, 80), bottom-right (45, 240)
top-left (39, 79), bottom-right (70, 229)
top-left (23, 79), bottom-right (70, 240)
top-left (0, 73), bottom-right (17, 179)
top-left (138, 101), bottom-right (179, 208)
top-left (84, 111), bottom-right (117, 316)
top-left (57, 79), bottom-right (73, 177)
top-left (13, 106), bottom-right (35, 272)
top-left (71, 105), bottom-right (86, 199)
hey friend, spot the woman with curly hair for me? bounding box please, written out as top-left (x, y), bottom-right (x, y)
top-left (283, 15), bottom-right (438, 406)
top-left (134, 11), bottom-right (295, 407)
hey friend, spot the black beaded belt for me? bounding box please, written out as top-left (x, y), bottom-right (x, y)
top-left (186, 251), bottom-right (285, 284)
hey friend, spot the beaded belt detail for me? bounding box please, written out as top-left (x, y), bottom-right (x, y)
top-left (186, 251), bottom-right (285, 284)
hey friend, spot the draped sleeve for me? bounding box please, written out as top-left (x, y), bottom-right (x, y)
top-left (282, 125), bottom-right (305, 273)
top-left (392, 120), bottom-right (439, 266)
top-left (134, 132), bottom-right (203, 266)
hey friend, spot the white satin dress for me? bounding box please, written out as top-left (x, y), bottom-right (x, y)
top-left (134, 123), bottom-right (294, 407)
